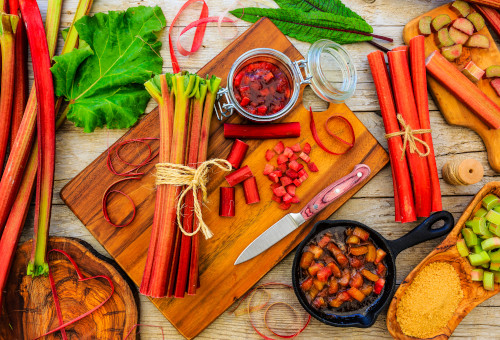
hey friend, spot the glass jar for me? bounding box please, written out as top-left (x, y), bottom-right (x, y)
top-left (215, 39), bottom-right (357, 122)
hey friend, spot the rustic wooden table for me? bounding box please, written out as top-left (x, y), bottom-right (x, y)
top-left (27, 0), bottom-right (500, 338)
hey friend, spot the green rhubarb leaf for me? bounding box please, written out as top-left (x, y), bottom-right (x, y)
top-left (273, 0), bottom-right (365, 21)
top-left (229, 7), bottom-right (372, 45)
top-left (51, 6), bottom-right (167, 132)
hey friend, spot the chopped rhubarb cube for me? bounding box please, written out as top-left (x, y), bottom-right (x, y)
top-left (290, 195), bottom-right (300, 204)
top-left (263, 71), bottom-right (274, 82)
top-left (293, 179), bottom-right (302, 187)
top-left (265, 149), bottom-right (275, 161)
top-left (271, 195), bottom-right (282, 203)
top-left (283, 147), bottom-right (294, 158)
top-left (257, 105), bottom-right (268, 114)
top-left (291, 143), bottom-right (301, 152)
top-left (234, 71), bottom-right (244, 87)
top-left (297, 164), bottom-right (304, 171)
top-left (273, 141), bottom-right (285, 154)
top-left (283, 193), bottom-right (293, 203)
top-left (240, 97), bottom-right (250, 106)
top-left (286, 184), bottom-right (296, 196)
top-left (288, 160), bottom-right (301, 171)
top-left (273, 186), bottom-right (287, 197)
top-left (263, 164), bottom-right (274, 175)
top-left (317, 267), bottom-right (332, 282)
top-left (303, 142), bottom-right (311, 154)
top-left (279, 202), bottom-right (291, 210)
top-left (492, 78), bottom-right (500, 97)
top-left (280, 176), bottom-right (292, 187)
top-left (299, 152), bottom-right (311, 163)
top-left (270, 183), bottom-right (281, 190)
top-left (268, 172), bottom-right (280, 183)
top-left (299, 175), bottom-right (308, 182)
top-left (276, 163), bottom-right (286, 173)
top-left (298, 169), bottom-right (307, 177)
top-left (277, 154), bottom-right (288, 165)
top-left (286, 169), bottom-right (298, 179)
top-left (289, 154), bottom-right (299, 161)
top-left (308, 162), bottom-right (319, 172)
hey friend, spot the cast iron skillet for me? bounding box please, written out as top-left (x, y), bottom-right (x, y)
top-left (292, 210), bottom-right (454, 328)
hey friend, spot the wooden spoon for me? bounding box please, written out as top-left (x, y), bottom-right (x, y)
top-left (387, 181), bottom-right (500, 339)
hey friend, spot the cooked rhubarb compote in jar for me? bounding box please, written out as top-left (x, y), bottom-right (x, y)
top-left (233, 61), bottom-right (291, 116)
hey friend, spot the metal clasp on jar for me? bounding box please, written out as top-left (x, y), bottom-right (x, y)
top-left (214, 87), bottom-right (235, 120)
top-left (292, 59), bottom-right (312, 85)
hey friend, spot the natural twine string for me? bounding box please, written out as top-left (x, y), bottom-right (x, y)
top-left (155, 159), bottom-right (232, 239)
top-left (385, 114), bottom-right (431, 160)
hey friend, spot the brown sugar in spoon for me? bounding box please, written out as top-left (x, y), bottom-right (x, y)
top-left (386, 182), bottom-right (500, 339)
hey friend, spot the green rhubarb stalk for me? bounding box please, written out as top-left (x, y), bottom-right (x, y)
top-left (140, 74), bottom-right (174, 296)
top-left (175, 76), bottom-right (207, 297)
top-left (147, 72), bottom-right (195, 298)
top-left (0, 14), bottom-right (19, 176)
top-left (187, 75), bottom-right (221, 295)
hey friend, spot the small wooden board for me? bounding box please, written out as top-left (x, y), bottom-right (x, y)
top-left (60, 18), bottom-right (389, 339)
top-left (387, 182), bottom-right (500, 339)
top-left (403, 4), bottom-right (500, 172)
top-left (0, 237), bottom-right (138, 339)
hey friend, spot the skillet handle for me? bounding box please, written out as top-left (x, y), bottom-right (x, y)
top-left (387, 211), bottom-right (454, 257)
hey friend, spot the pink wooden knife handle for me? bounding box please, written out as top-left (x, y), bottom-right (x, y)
top-left (299, 164), bottom-right (371, 221)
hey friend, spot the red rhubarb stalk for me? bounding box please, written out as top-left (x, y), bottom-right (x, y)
top-left (8, 0), bottom-right (28, 145)
top-left (20, 0), bottom-right (56, 276)
top-left (409, 36), bottom-right (442, 212)
top-left (187, 75), bottom-right (221, 295)
top-left (174, 78), bottom-right (208, 298)
top-left (226, 139), bottom-right (249, 169)
top-left (224, 122), bottom-right (300, 139)
top-left (388, 49), bottom-right (432, 218)
top-left (467, 0), bottom-right (500, 10)
top-left (426, 50), bottom-right (500, 129)
top-left (226, 165), bottom-right (254, 186)
top-left (0, 14), bottom-right (19, 175)
top-left (243, 176), bottom-right (260, 204)
top-left (220, 187), bottom-right (236, 217)
top-left (367, 50), bottom-right (416, 223)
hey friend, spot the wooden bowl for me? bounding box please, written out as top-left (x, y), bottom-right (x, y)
top-left (386, 182), bottom-right (500, 339)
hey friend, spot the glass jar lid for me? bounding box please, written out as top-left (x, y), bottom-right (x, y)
top-left (305, 40), bottom-right (357, 104)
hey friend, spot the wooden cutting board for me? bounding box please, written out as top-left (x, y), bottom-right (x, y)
top-left (60, 18), bottom-right (389, 339)
top-left (403, 4), bottom-right (500, 172)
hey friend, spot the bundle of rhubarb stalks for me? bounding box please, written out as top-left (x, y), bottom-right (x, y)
top-left (140, 72), bottom-right (221, 298)
top-left (368, 36), bottom-right (442, 223)
top-left (0, 0), bottom-right (93, 311)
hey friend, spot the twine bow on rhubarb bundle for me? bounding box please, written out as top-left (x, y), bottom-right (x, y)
top-left (156, 159), bottom-right (232, 239)
top-left (385, 114), bottom-right (431, 160)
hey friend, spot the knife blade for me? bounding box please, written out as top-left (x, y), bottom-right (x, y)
top-left (234, 164), bottom-right (371, 265)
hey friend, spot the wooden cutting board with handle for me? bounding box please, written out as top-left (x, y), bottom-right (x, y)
top-left (60, 18), bottom-right (389, 339)
top-left (403, 4), bottom-right (500, 172)
top-left (386, 182), bottom-right (500, 339)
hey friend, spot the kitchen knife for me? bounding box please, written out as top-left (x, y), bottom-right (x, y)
top-left (234, 164), bottom-right (371, 265)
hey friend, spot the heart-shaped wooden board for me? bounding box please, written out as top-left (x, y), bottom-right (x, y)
top-left (0, 237), bottom-right (138, 339)
top-left (403, 3), bottom-right (500, 172)
top-left (386, 182), bottom-right (500, 339)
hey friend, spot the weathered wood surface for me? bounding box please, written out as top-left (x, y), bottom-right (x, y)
top-left (13, 0), bottom-right (500, 338)
top-left (60, 17), bottom-right (388, 339)
top-left (0, 237), bottom-right (138, 339)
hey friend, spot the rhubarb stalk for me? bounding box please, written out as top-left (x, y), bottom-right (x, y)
top-left (0, 14), bottom-right (18, 175)
top-left (426, 50), bottom-right (500, 129)
top-left (409, 36), bottom-right (442, 212)
top-left (174, 77), bottom-right (207, 298)
top-left (187, 75), bottom-right (221, 295)
top-left (224, 122), bottom-right (301, 139)
top-left (388, 50), bottom-right (432, 217)
top-left (367, 50), bottom-right (416, 222)
top-left (475, 5), bottom-right (500, 37)
top-left (8, 0), bottom-right (27, 145)
top-left (467, 0), bottom-right (500, 10)
top-left (19, 0), bottom-right (56, 276)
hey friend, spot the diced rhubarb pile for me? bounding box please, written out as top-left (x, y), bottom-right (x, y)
top-left (264, 141), bottom-right (318, 210)
top-left (419, 1), bottom-right (489, 62)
